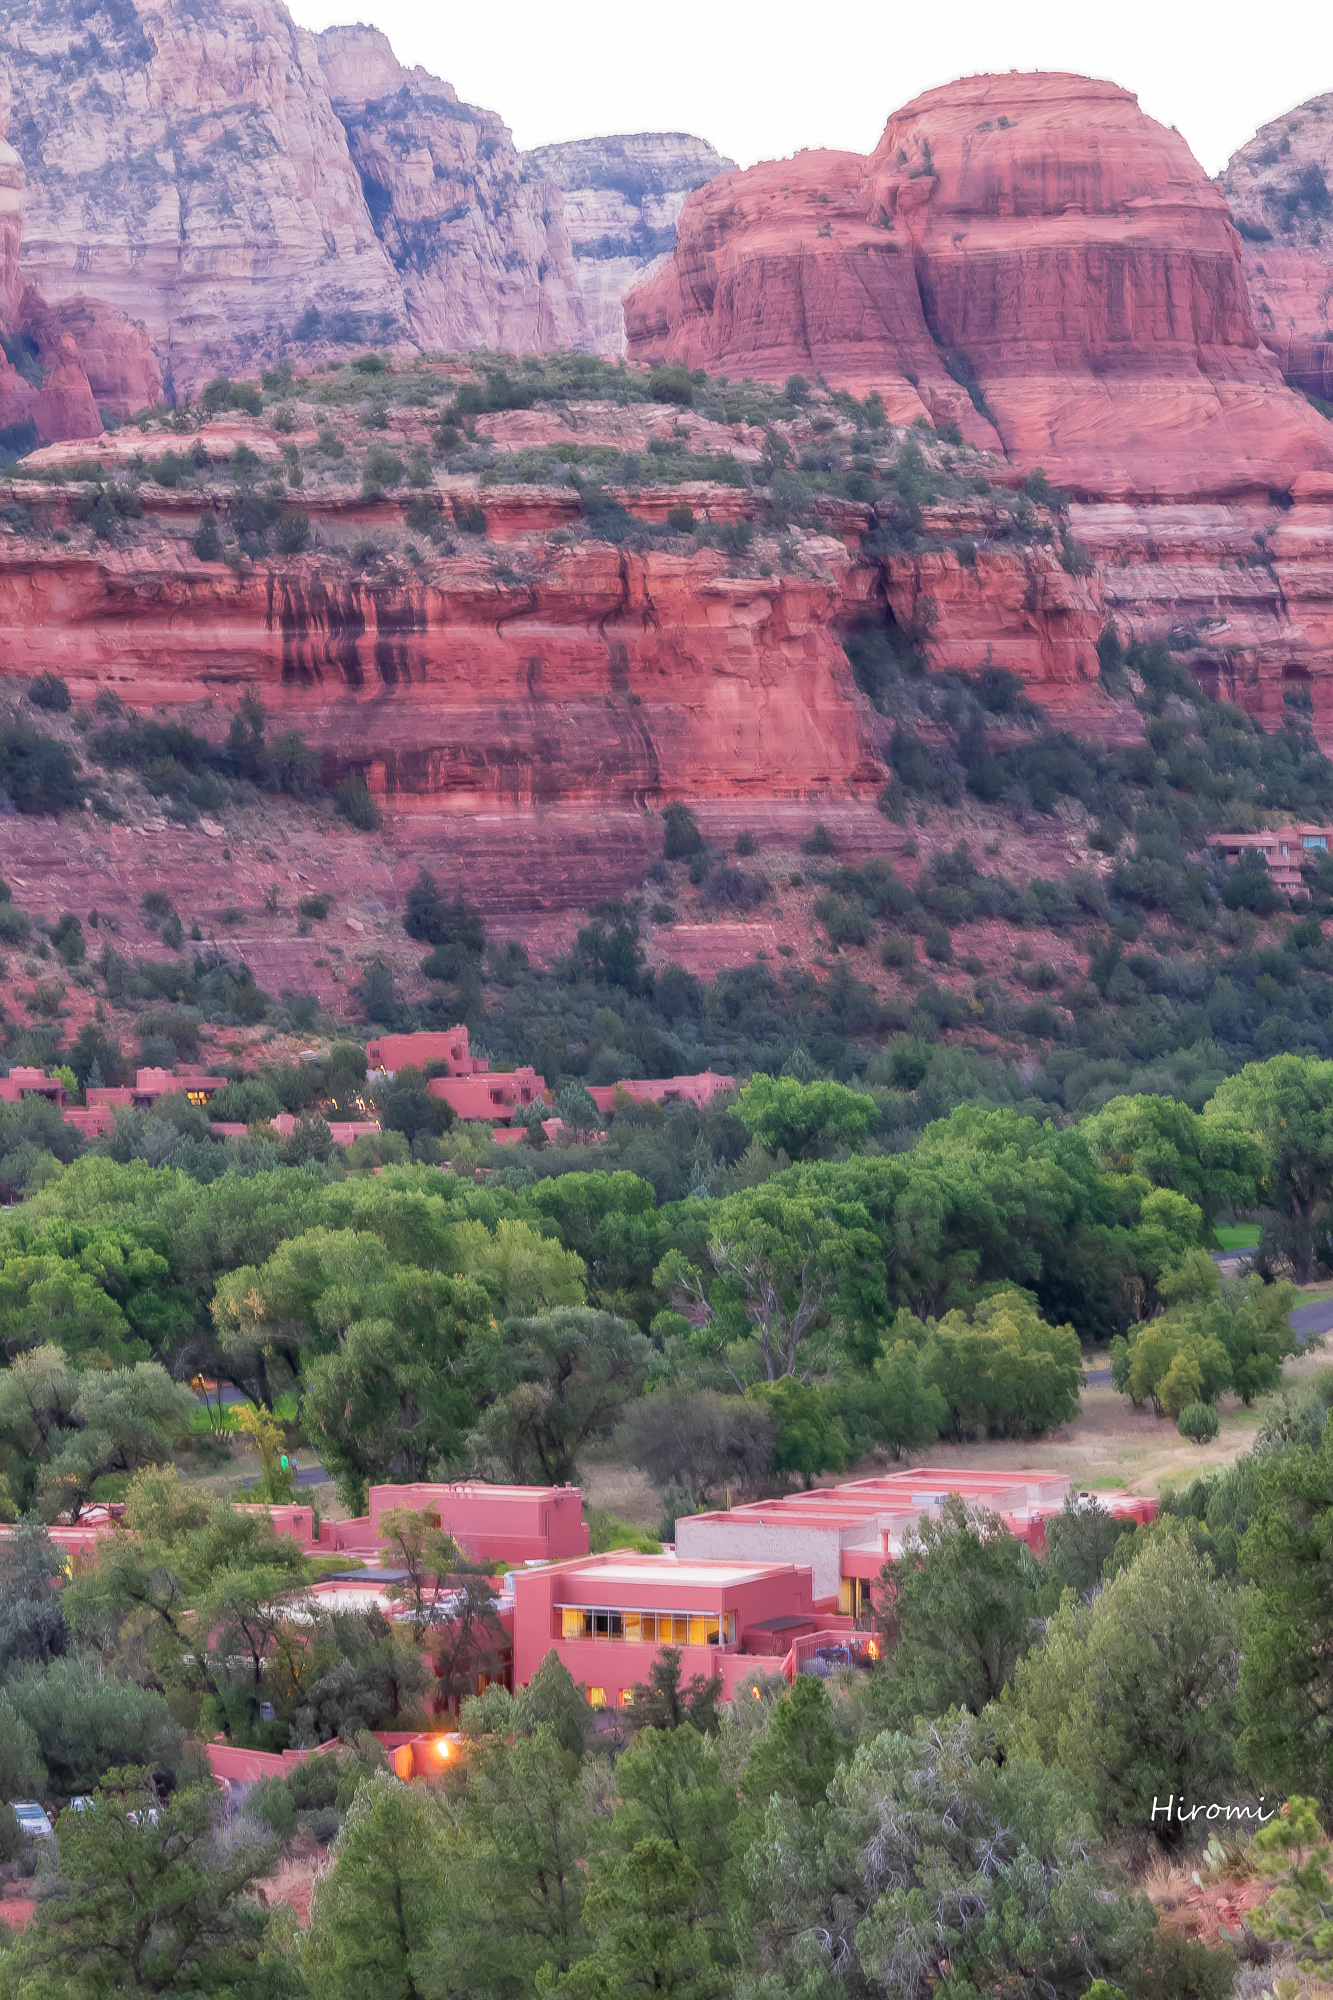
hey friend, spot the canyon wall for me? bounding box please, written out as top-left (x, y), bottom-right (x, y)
top-left (0, 0), bottom-right (598, 391)
top-left (1222, 97), bottom-right (1333, 404)
top-left (523, 133), bottom-right (736, 353)
top-left (628, 72), bottom-right (1333, 501)
top-left (315, 26), bottom-right (586, 357)
top-left (0, 0), bottom-right (409, 395)
top-left (7, 451), bottom-right (1333, 800)
top-left (0, 49), bottom-right (159, 442)
top-left (0, 521), bottom-right (889, 810)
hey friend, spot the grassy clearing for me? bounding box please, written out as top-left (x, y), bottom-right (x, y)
top-left (188, 1391), bottom-right (298, 1435)
top-left (1214, 1223), bottom-right (1261, 1250)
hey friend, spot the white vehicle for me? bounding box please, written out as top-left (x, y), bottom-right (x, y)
top-left (9, 1802), bottom-right (53, 1838)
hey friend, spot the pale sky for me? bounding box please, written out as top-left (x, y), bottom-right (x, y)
top-left (289, 0), bottom-right (1328, 178)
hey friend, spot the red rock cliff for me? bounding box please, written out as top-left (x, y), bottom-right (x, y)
top-left (628, 72), bottom-right (1333, 501)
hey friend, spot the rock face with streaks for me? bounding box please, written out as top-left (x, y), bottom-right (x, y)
top-left (624, 148), bottom-right (997, 444)
top-left (523, 132), bottom-right (736, 353)
top-left (0, 52), bottom-right (160, 441)
top-left (0, 528), bottom-right (890, 808)
top-left (0, 0), bottom-right (410, 396)
top-left (628, 72), bottom-right (1333, 499)
top-left (1222, 96), bottom-right (1333, 404)
top-left (315, 25), bottom-right (587, 356)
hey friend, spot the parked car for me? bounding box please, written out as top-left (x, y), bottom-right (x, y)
top-left (9, 1801), bottom-right (53, 1838)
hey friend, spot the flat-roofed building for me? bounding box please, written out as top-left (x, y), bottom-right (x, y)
top-left (675, 1470), bottom-right (1155, 1612)
top-left (511, 1550), bottom-right (845, 1705)
top-left (1209, 824), bottom-right (1333, 893)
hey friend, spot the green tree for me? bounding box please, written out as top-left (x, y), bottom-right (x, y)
top-left (760, 1376), bottom-right (848, 1487)
top-left (468, 1308), bottom-right (651, 1484)
top-left (916, 1289), bottom-right (1083, 1439)
top-left (65, 1469), bottom-right (314, 1720)
top-left (456, 1723), bottom-right (591, 1991)
top-left (1113, 1265), bottom-right (1297, 1417)
top-left (447, 1218), bottom-right (586, 1316)
top-left (0, 1768), bottom-right (289, 1999)
top-left (737, 1674), bottom-right (843, 1822)
top-left (1110, 1307), bottom-right (1232, 1418)
top-left (1205, 1054), bottom-right (1333, 1280)
top-left (0, 1344), bottom-right (194, 1517)
top-left (1239, 1421), bottom-right (1333, 1803)
top-left (872, 1496), bottom-right (1041, 1723)
top-left (741, 1710), bottom-right (1152, 2000)
top-left (1009, 1524), bottom-right (1242, 1843)
top-left (541, 1839), bottom-right (726, 2000)
top-left (1179, 1401), bottom-right (1220, 1444)
top-left (463, 1652), bottom-right (595, 1764)
top-left (655, 1186), bottom-right (883, 1386)
top-left (1035, 1495), bottom-right (1137, 1613)
top-left (734, 1074), bottom-right (875, 1161)
top-left (373, 1067), bottom-right (455, 1143)
top-left (5, 1654), bottom-right (183, 1798)
top-left (1249, 1794), bottom-right (1333, 1968)
top-left (0, 1521), bottom-right (68, 1672)
top-left (377, 1506), bottom-right (510, 1707)
top-left (1081, 1093), bottom-right (1262, 1233)
top-left (610, 1724), bottom-right (735, 1892)
top-left (828, 1341), bottom-right (947, 1460)
top-left (616, 1388), bottom-right (775, 1510)
top-left (304, 1769), bottom-right (451, 2000)
top-left (628, 1648), bottom-right (722, 1736)
top-left (0, 1693), bottom-right (42, 1800)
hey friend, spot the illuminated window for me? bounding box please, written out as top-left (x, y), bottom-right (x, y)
top-left (558, 1606), bottom-right (735, 1646)
top-left (619, 1688), bottom-right (635, 1706)
top-left (587, 1687), bottom-right (606, 1710)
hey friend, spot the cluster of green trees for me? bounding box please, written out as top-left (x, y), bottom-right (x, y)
top-left (0, 1064), bottom-right (1280, 1512)
top-left (3, 1051), bottom-right (1330, 1529)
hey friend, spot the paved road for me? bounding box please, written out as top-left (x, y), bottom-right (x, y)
top-left (1290, 1298), bottom-right (1333, 1344)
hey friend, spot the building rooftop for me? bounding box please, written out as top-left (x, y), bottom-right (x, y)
top-left (543, 1554), bottom-right (798, 1588)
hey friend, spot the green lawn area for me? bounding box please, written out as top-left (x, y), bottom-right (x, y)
top-left (188, 1392), bottom-right (299, 1435)
top-left (1214, 1224), bottom-right (1262, 1250)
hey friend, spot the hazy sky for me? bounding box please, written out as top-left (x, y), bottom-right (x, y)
top-left (289, 0), bottom-right (1327, 177)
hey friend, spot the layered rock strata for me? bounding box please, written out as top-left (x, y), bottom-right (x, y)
top-left (522, 133), bottom-right (736, 352)
top-left (6, 455), bottom-right (1333, 796)
top-left (628, 72), bottom-right (1333, 500)
top-left (0, 0), bottom-right (408, 395)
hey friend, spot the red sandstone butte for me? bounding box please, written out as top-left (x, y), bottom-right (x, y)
top-left (623, 149), bottom-right (995, 445)
top-left (628, 72), bottom-right (1333, 502)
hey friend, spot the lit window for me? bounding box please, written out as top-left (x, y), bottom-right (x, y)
top-left (587, 1688), bottom-right (606, 1709)
top-left (619, 1688), bottom-right (635, 1706)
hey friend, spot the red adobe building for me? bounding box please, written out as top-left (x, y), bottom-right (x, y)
top-left (364, 1026), bottom-right (546, 1131)
top-left (510, 1550), bottom-right (853, 1706)
top-left (675, 1469), bottom-right (1155, 1613)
